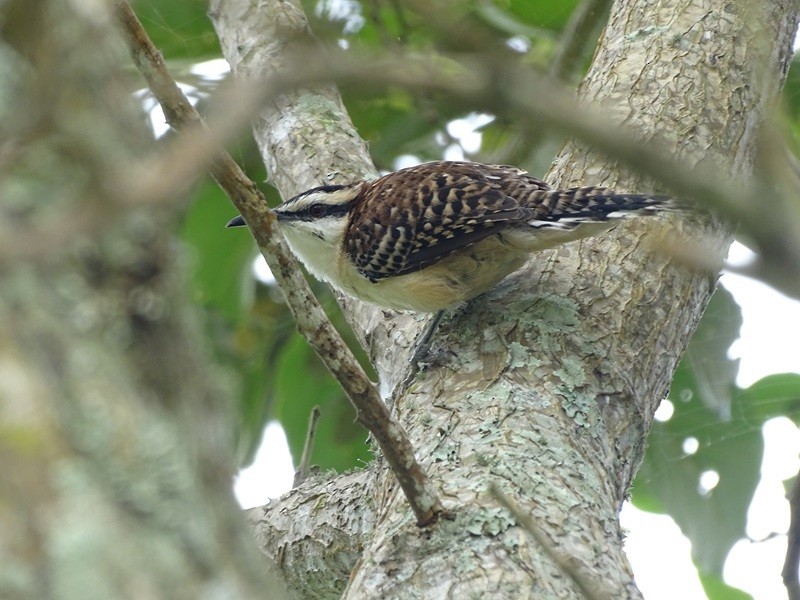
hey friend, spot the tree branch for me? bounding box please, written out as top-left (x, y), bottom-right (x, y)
top-left (216, 42), bottom-right (800, 300)
top-left (247, 469), bottom-right (379, 597)
top-left (209, 0), bottom-right (800, 596)
top-left (115, 0), bottom-right (444, 527)
top-left (784, 470), bottom-right (800, 600)
top-left (491, 485), bottom-right (607, 600)
top-left (293, 406), bottom-right (321, 487)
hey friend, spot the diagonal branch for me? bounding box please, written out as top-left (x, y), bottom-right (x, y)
top-left (491, 485), bottom-right (607, 600)
top-left (114, 0), bottom-right (444, 527)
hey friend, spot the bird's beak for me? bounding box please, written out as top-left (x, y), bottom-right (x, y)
top-left (226, 215), bottom-right (246, 228)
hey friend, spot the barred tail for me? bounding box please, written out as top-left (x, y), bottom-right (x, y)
top-left (525, 187), bottom-right (677, 232)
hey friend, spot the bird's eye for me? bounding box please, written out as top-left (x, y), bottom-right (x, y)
top-left (308, 203), bottom-right (327, 218)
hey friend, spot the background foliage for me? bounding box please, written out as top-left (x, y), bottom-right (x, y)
top-left (131, 1), bottom-right (800, 597)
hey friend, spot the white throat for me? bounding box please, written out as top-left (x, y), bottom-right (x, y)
top-left (279, 219), bottom-right (347, 284)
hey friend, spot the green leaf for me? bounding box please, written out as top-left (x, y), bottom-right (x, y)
top-left (634, 392), bottom-right (762, 575)
top-left (179, 164), bottom-right (285, 467)
top-left (633, 288), bottom-right (754, 575)
top-left (180, 178), bottom-right (255, 321)
top-left (783, 55), bottom-right (800, 124)
top-left (698, 570), bottom-right (753, 600)
top-left (274, 335), bottom-right (372, 472)
top-left (343, 89), bottom-right (453, 166)
top-left (739, 373), bottom-right (800, 424)
top-left (681, 286), bottom-right (742, 416)
top-left (132, 0), bottom-right (220, 60)
top-left (634, 287), bottom-right (800, 576)
top-left (231, 301), bottom-right (295, 466)
top-left (476, 0), bottom-right (580, 34)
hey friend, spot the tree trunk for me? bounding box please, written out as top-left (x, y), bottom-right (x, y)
top-left (0, 3), bottom-right (283, 598)
top-left (212, 0), bottom-right (800, 597)
top-left (5, 0), bottom-right (790, 598)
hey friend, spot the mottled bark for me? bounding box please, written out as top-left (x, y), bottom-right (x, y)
top-left (211, 0), bottom-right (799, 598)
top-left (546, 0), bottom-right (798, 505)
top-left (0, 3), bottom-right (283, 599)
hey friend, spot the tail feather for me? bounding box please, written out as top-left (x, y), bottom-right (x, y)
top-left (524, 187), bottom-right (677, 231)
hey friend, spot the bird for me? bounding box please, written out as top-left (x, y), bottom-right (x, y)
top-left (227, 161), bottom-right (678, 313)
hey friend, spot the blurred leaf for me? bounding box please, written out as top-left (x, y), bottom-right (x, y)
top-left (232, 298), bottom-right (295, 467)
top-left (473, 0), bottom-right (571, 36)
top-left (504, 0), bottom-right (582, 31)
top-left (634, 387), bottom-right (762, 576)
top-left (274, 335), bottom-right (372, 472)
top-left (634, 288), bottom-right (800, 576)
top-left (132, 0), bottom-right (220, 60)
top-left (681, 286), bottom-right (742, 417)
top-left (739, 373), bottom-right (800, 424)
top-left (180, 178), bottom-right (255, 320)
top-left (178, 148), bottom-right (283, 467)
top-left (783, 54), bottom-right (800, 124)
top-left (633, 288), bottom-right (754, 575)
top-left (180, 175), bottom-right (271, 467)
top-left (343, 88), bottom-right (446, 166)
top-left (180, 130), bottom-right (273, 319)
top-left (699, 570), bottom-right (753, 600)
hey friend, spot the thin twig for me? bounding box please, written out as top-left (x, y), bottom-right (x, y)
top-left (114, 0), bottom-right (444, 527)
top-left (293, 406), bottom-right (321, 488)
top-left (490, 484), bottom-right (606, 600)
top-left (783, 470), bottom-right (800, 600)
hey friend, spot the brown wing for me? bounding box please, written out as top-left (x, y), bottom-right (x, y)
top-left (344, 161), bottom-right (550, 281)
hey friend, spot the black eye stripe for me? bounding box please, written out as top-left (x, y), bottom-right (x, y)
top-left (278, 199), bottom-right (357, 221)
top-left (275, 184), bottom-right (359, 221)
